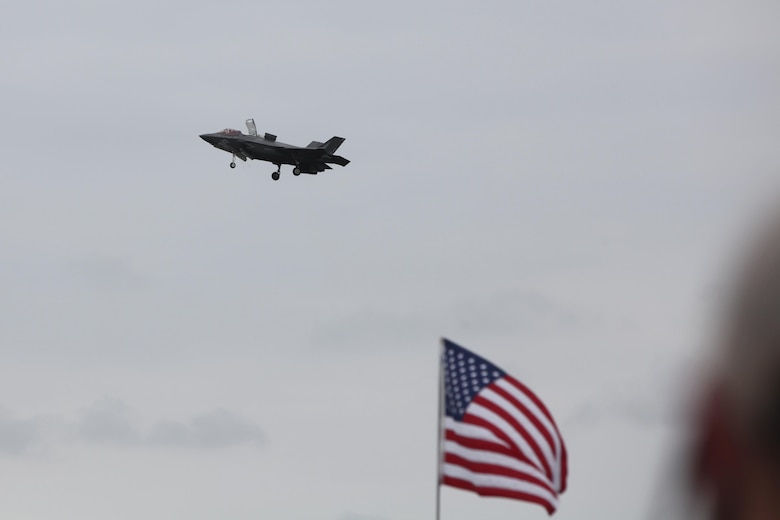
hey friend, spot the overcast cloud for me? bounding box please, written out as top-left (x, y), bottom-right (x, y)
top-left (0, 400), bottom-right (264, 454)
top-left (2, 0), bottom-right (780, 519)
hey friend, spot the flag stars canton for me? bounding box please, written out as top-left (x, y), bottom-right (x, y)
top-left (442, 341), bottom-right (506, 421)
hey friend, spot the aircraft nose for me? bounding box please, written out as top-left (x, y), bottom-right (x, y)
top-left (200, 133), bottom-right (218, 144)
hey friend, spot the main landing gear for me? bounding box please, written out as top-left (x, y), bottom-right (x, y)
top-left (293, 166), bottom-right (301, 176)
top-left (271, 164), bottom-right (281, 181)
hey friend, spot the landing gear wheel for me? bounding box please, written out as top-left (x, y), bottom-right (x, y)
top-left (293, 167), bottom-right (301, 176)
top-left (271, 171), bottom-right (280, 181)
top-left (230, 162), bottom-right (236, 169)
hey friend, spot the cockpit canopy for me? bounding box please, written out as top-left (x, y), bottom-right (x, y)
top-left (220, 128), bottom-right (242, 136)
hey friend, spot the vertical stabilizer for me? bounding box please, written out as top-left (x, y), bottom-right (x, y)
top-left (322, 136), bottom-right (345, 154)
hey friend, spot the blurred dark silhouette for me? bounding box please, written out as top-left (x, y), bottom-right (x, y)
top-left (689, 208), bottom-right (780, 519)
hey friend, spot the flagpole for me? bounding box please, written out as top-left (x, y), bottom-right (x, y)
top-left (436, 339), bottom-right (445, 520)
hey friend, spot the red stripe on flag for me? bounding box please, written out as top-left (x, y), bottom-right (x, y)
top-left (460, 415), bottom-right (535, 467)
top-left (560, 442), bottom-right (568, 493)
top-left (504, 375), bottom-right (569, 492)
top-left (472, 394), bottom-right (554, 482)
top-left (504, 376), bottom-right (557, 426)
top-left (441, 476), bottom-right (556, 516)
top-left (444, 429), bottom-right (517, 459)
top-left (444, 453), bottom-right (556, 496)
top-left (491, 383), bottom-right (557, 459)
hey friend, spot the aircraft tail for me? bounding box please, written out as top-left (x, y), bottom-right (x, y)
top-left (322, 136), bottom-right (345, 154)
top-left (306, 136), bottom-right (346, 155)
top-left (329, 155), bottom-right (350, 167)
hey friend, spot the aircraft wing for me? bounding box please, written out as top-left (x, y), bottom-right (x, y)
top-left (289, 149), bottom-right (341, 174)
top-left (240, 142), bottom-right (327, 162)
top-left (289, 148), bottom-right (328, 161)
top-left (237, 141), bottom-right (347, 174)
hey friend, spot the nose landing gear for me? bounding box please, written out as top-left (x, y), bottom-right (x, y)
top-left (230, 154), bottom-right (236, 168)
top-left (271, 164), bottom-right (281, 181)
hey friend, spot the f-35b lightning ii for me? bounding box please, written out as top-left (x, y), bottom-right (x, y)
top-left (200, 119), bottom-right (349, 181)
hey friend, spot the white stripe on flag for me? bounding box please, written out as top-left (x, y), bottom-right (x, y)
top-left (444, 417), bottom-right (508, 447)
top-left (495, 378), bottom-right (564, 489)
top-left (443, 440), bottom-right (550, 485)
top-left (482, 387), bottom-right (557, 477)
top-left (442, 463), bottom-right (559, 510)
top-left (468, 401), bottom-right (544, 471)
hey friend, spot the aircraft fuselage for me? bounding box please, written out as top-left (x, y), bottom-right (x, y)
top-left (199, 127), bottom-right (349, 180)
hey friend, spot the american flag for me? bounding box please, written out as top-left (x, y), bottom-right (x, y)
top-left (439, 339), bottom-right (568, 515)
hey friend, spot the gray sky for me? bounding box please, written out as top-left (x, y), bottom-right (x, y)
top-left (2, 0), bottom-right (780, 518)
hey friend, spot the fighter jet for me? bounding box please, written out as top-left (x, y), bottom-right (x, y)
top-left (200, 119), bottom-right (349, 181)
